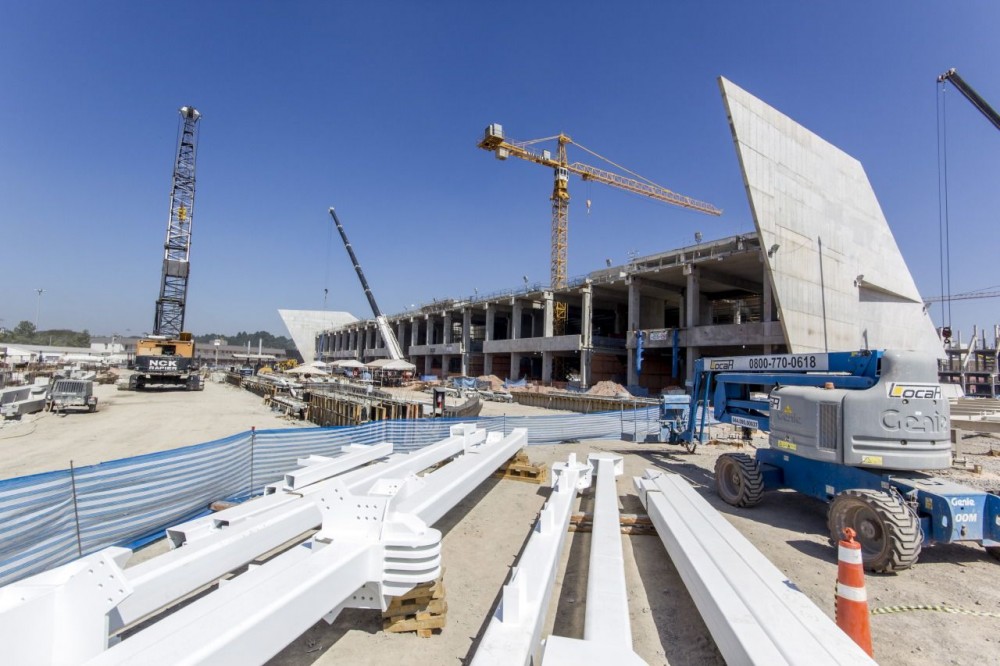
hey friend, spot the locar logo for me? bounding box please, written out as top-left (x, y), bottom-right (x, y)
top-left (887, 383), bottom-right (941, 400)
top-left (709, 359), bottom-right (734, 371)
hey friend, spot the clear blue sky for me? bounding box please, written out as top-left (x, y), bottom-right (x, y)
top-left (2, 2), bottom-right (998, 341)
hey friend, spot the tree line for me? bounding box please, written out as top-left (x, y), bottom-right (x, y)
top-left (0, 322), bottom-right (293, 351)
top-left (0, 321), bottom-right (91, 347)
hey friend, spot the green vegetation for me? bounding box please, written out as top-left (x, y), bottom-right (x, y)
top-left (194, 331), bottom-right (293, 349)
top-left (0, 321), bottom-right (91, 347)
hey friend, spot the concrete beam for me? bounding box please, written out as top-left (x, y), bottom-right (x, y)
top-left (695, 267), bottom-right (762, 294)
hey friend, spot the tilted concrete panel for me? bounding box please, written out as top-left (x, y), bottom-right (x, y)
top-left (278, 309), bottom-right (358, 363)
top-left (719, 77), bottom-right (942, 357)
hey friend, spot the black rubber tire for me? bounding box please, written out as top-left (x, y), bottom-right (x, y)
top-left (986, 546), bottom-right (1000, 562)
top-left (715, 453), bottom-right (764, 507)
top-left (828, 489), bottom-right (922, 573)
top-left (88, 404), bottom-right (96, 413)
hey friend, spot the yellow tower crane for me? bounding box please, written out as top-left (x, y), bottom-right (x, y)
top-left (477, 124), bottom-right (721, 332)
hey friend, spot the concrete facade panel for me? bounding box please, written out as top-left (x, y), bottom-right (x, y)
top-left (720, 77), bottom-right (942, 357)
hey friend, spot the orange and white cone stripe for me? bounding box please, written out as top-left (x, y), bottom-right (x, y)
top-left (835, 527), bottom-right (873, 657)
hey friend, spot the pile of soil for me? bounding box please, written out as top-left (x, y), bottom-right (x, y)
top-left (586, 380), bottom-right (631, 397)
top-left (476, 375), bottom-right (505, 391)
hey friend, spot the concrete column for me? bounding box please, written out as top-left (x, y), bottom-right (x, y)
top-left (485, 304), bottom-right (495, 342)
top-left (462, 308), bottom-right (472, 376)
top-left (410, 317), bottom-right (420, 346)
top-left (543, 292), bottom-right (554, 338)
top-left (581, 284), bottom-right (593, 388)
top-left (424, 355), bottom-right (433, 377)
top-left (484, 303), bottom-right (495, 377)
top-left (686, 265), bottom-right (701, 382)
top-left (442, 354), bottom-right (451, 377)
top-left (627, 280), bottom-right (641, 387)
top-left (510, 352), bottom-right (522, 380)
top-left (762, 263), bottom-right (774, 355)
top-left (443, 312), bottom-right (453, 344)
top-left (397, 320), bottom-right (406, 353)
top-left (425, 315), bottom-right (433, 344)
top-left (511, 300), bottom-right (523, 340)
top-left (542, 351), bottom-right (553, 383)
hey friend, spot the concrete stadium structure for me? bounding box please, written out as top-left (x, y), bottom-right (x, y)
top-left (313, 78), bottom-right (942, 393)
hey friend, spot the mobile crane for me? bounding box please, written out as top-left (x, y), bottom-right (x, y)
top-left (677, 349), bottom-right (1000, 571)
top-left (328, 207), bottom-right (404, 361)
top-left (129, 106), bottom-right (204, 391)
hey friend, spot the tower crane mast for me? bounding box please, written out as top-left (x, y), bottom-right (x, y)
top-left (477, 124), bottom-right (721, 332)
top-left (154, 106), bottom-right (201, 338)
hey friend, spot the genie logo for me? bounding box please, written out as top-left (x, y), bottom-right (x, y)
top-left (950, 497), bottom-right (975, 508)
top-left (881, 409), bottom-right (948, 433)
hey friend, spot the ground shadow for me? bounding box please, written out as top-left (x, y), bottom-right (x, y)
top-left (630, 533), bottom-right (726, 665)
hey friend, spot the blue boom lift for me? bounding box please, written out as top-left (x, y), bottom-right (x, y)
top-left (680, 349), bottom-right (1000, 571)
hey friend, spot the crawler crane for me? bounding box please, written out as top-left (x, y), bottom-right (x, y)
top-left (130, 106), bottom-right (204, 391)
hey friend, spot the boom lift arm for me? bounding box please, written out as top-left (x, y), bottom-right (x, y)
top-left (328, 208), bottom-right (404, 361)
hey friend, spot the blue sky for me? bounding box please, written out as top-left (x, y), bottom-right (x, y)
top-left (1, 2), bottom-right (998, 341)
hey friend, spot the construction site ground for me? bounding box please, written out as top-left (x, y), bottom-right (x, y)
top-left (1, 379), bottom-right (998, 665)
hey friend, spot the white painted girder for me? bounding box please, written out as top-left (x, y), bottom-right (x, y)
top-left (0, 424), bottom-right (509, 665)
top-left (542, 453), bottom-right (646, 666)
top-left (471, 454), bottom-right (592, 666)
top-left (634, 469), bottom-right (877, 666)
top-left (283, 442), bottom-right (393, 490)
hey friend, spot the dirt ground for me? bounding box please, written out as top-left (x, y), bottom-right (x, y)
top-left (3, 380), bottom-right (999, 664)
top-left (0, 378), bottom-right (307, 479)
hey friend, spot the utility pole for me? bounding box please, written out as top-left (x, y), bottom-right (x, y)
top-left (34, 288), bottom-right (45, 329)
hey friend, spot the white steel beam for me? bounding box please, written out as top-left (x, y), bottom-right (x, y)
top-left (0, 548), bottom-right (131, 666)
top-left (282, 442), bottom-right (393, 490)
top-left (0, 425), bottom-right (524, 665)
top-left (471, 454), bottom-right (592, 666)
top-left (89, 542), bottom-right (373, 666)
top-left (541, 453), bottom-right (645, 666)
top-left (634, 468), bottom-right (877, 666)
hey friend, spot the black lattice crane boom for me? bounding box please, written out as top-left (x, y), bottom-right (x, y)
top-left (477, 124), bottom-right (721, 332)
top-left (154, 106), bottom-right (201, 338)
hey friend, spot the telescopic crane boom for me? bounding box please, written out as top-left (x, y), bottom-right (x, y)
top-left (938, 68), bottom-right (1000, 132)
top-left (328, 208), bottom-right (404, 361)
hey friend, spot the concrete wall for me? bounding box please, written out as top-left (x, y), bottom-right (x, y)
top-left (720, 77), bottom-right (942, 357)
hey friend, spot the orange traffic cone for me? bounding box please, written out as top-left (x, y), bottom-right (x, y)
top-left (835, 527), bottom-right (873, 656)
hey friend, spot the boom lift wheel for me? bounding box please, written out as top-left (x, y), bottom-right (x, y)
top-left (986, 546), bottom-right (1000, 562)
top-left (714, 453), bottom-right (764, 507)
top-left (828, 489), bottom-right (922, 573)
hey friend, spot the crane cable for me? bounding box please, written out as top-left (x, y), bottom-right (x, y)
top-left (936, 81), bottom-right (953, 330)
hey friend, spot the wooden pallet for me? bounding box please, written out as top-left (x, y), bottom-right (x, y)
top-left (493, 449), bottom-right (549, 484)
top-left (382, 576), bottom-right (447, 637)
top-left (568, 512), bottom-right (656, 535)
